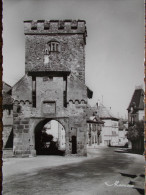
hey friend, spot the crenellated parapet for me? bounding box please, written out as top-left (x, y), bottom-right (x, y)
top-left (68, 99), bottom-right (87, 105)
top-left (13, 100), bottom-right (32, 106)
top-left (13, 100), bottom-right (32, 117)
top-left (24, 20), bottom-right (87, 41)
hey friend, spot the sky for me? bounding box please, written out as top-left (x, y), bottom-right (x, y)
top-left (2, 0), bottom-right (144, 118)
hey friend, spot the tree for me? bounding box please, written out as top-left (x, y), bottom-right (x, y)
top-left (127, 120), bottom-right (144, 141)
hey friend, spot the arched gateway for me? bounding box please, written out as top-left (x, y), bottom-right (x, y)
top-left (28, 117), bottom-right (70, 156)
top-left (11, 20), bottom-right (93, 157)
top-left (34, 119), bottom-right (66, 155)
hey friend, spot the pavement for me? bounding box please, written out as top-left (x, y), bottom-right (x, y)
top-left (2, 147), bottom-right (145, 195)
top-left (3, 147), bottom-right (104, 178)
top-left (3, 155), bottom-right (92, 178)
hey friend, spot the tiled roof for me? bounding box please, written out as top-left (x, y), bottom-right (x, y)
top-left (127, 88), bottom-right (144, 111)
top-left (97, 104), bottom-right (119, 121)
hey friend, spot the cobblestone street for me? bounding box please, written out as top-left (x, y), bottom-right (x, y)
top-left (2, 147), bottom-right (145, 195)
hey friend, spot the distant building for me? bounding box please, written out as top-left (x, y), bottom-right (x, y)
top-left (118, 119), bottom-right (128, 146)
top-left (58, 123), bottom-right (66, 150)
top-left (127, 87), bottom-right (144, 124)
top-left (127, 87), bottom-right (144, 153)
top-left (96, 104), bottom-right (119, 146)
top-left (87, 116), bottom-right (104, 148)
top-left (44, 120), bottom-right (65, 150)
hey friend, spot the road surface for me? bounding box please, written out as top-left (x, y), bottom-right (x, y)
top-left (2, 147), bottom-right (145, 195)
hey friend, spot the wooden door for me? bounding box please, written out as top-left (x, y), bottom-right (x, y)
top-left (72, 136), bottom-right (77, 154)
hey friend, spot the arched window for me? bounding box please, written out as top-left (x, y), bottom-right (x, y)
top-left (48, 40), bottom-right (60, 52)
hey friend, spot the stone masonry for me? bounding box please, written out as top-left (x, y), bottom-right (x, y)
top-left (7, 20), bottom-right (92, 156)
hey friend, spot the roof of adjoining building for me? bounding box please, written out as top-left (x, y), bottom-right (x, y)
top-left (127, 88), bottom-right (144, 111)
top-left (3, 81), bottom-right (12, 94)
top-left (68, 73), bottom-right (93, 99)
top-left (97, 103), bottom-right (119, 121)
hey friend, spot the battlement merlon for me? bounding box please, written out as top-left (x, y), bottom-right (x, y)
top-left (24, 20), bottom-right (87, 42)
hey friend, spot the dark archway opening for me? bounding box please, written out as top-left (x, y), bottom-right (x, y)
top-left (35, 119), bottom-right (65, 156)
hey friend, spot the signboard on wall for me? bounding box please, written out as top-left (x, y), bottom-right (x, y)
top-left (42, 101), bottom-right (56, 115)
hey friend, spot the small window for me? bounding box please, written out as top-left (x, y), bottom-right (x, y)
top-left (17, 105), bottom-right (21, 113)
top-left (56, 44), bottom-right (59, 51)
top-left (48, 40), bottom-right (60, 52)
top-left (52, 43), bottom-right (55, 51)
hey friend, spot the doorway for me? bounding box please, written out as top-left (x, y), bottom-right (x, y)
top-left (72, 136), bottom-right (77, 154)
top-left (35, 119), bottom-right (66, 155)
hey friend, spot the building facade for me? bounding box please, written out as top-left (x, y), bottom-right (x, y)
top-left (3, 20), bottom-right (93, 157)
top-left (96, 103), bottom-right (119, 146)
top-left (44, 120), bottom-right (66, 150)
top-left (118, 119), bottom-right (128, 146)
top-left (87, 116), bottom-right (104, 148)
top-left (127, 87), bottom-right (144, 125)
top-left (127, 87), bottom-right (144, 152)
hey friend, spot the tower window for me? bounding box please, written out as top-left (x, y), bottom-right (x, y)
top-left (52, 43), bottom-right (55, 51)
top-left (32, 78), bottom-right (36, 107)
top-left (47, 40), bottom-right (60, 52)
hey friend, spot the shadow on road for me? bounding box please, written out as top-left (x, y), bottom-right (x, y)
top-left (120, 172), bottom-right (144, 195)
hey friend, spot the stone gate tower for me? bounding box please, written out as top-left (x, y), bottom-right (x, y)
top-left (24, 20), bottom-right (86, 83)
top-left (11, 20), bottom-right (92, 156)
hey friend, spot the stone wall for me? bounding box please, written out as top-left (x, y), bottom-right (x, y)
top-left (24, 20), bottom-right (86, 83)
top-left (12, 75), bottom-right (32, 102)
top-left (36, 77), bottom-right (64, 117)
top-left (67, 73), bottom-right (87, 102)
top-left (12, 80), bottom-right (88, 156)
top-left (3, 109), bottom-right (13, 126)
top-left (67, 102), bottom-right (87, 156)
top-left (8, 19), bottom-right (90, 157)
top-left (12, 100), bottom-right (31, 155)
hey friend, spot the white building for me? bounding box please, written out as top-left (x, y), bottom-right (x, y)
top-left (58, 123), bottom-right (66, 150)
top-left (118, 120), bottom-right (128, 146)
top-left (44, 120), bottom-right (66, 150)
top-left (97, 104), bottom-right (119, 146)
top-left (87, 116), bottom-right (104, 148)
